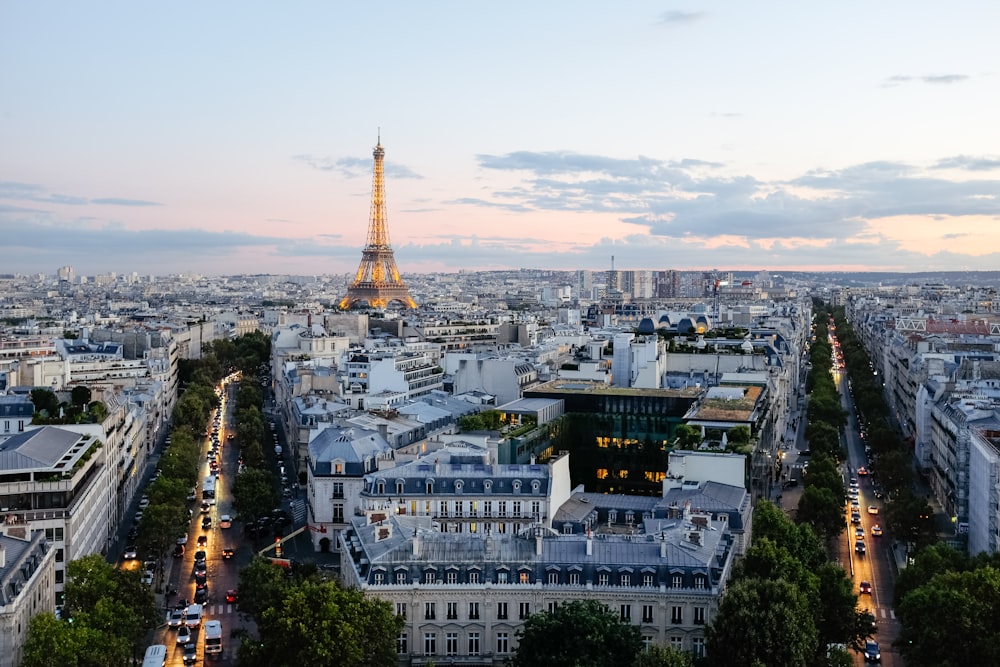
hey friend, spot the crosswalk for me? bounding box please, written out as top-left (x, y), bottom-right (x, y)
top-left (290, 500), bottom-right (306, 525)
top-left (204, 603), bottom-right (238, 616)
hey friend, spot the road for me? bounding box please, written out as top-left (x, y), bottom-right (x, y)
top-left (156, 379), bottom-right (248, 666)
top-left (832, 359), bottom-right (901, 666)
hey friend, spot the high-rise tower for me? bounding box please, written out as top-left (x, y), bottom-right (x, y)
top-left (339, 136), bottom-right (417, 310)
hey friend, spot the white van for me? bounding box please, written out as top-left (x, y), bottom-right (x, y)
top-left (185, 603), bottom-right (203, 628)
top-left (142, 644), bottom-right (167, 667)
top-left (204, 619), bottom-right (224, 657)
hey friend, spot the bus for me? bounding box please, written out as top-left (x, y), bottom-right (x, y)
top-left (202, 476), bottom-right (216, 503)
top-left (142, 644), bottom-right (167, 667)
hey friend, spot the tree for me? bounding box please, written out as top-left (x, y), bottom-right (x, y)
top-left (706, 578), bottom-right (818, 667)
top-left (238, 557), bottom-right (292, 619)
top-left (232, 468), bottom-right (278, 533)
top-left (238, 574), bottom-right (401, 667)
top-left (633, 644), bottom-right (695, 667)
top-left (511, 599), bottom-right (642, 667)
top-left (71, 385), bottom-right (92, 407)
top-left (136, 501), bottom-right (187, 566)
top-left (30, 388), bottom-right (60, 418)
top-left (896, 567), bottom-right (1000, 666)
top-left (796, 485), bottom-right (846, 543)
top-left (674, 424), bottom-right (703, 449)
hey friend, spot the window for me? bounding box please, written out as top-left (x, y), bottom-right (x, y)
top-left (497, 632), bottom-right (509, 655)
top-left (55, 570), bottom-right (64, 584)
top-left (620, 574), bottom-right (631, 587)
top-left (692, 638), bottom-right (706, 658)
top-left (425, 602), bottom-right (436, 620)
top-left (55, 549), bottom-right (64, 563)
top-left (671, 606), bottom-right (683, 624)
top-left (497, 602), bottom-right (508, 620)
top-left (396, 571), bottom-right (407, 585)
top-left (620, 604), bottom-right (631, 621)
top-left (455, 501), bottom-right (464, 517)
top-left (548, 571), bottom-right (559, 584)
top-left (447, 602), bottom-right (458, 620)
top-left (472, 500), bottom-right (479, 517)
top-left (396, 603), bottom-right (407, 619)
top-left (469, 570), bottom-right (480, 585)
top-left (334, 462), bottom-right (344, 475)
top-left (519, 571), bottom-right (530, 584)
top-left (519, 602), bottom-right (531, 619)
top-left (563, 523), bottom-right (573, 534)
top-left (484, 500), bottom-right (492, 516)
top-left (531, 500), bottom-right (541, 518)
top-left (374, 572), bottom-right (385, 585)
top-left (694, 575), bottom-right (707, 590)
top-left (694, 606), bottom-right (706, 625)
top-left (439, 500), bottom-right (449, 517)
top-left (569, 572), bottom-right (580, 585)
top-left (332, 503), bottom-right (344, 522)
top-left (396, 481), bottom-right (404, 495)
top-left (642, 605), bottom-right (654, 623)
top-left (332, 482), bottom-right (344, 499)
top-left (468, 602), bottom-right (480, 620)
top-left (643, 573), bottom-right (654, 588)
top-left (44, 528), bottom-right (64, 542)
top-left (642, 635), bottom-right (654, 649)
top-left (376, 481), bottom-right (384, 494)
top-left (468, 632), bottom-right (480, 656)
top-left (447, 570), bottom-right (458, 584)
top-left (425, 571), bottom-right (436, 584)
top-left (547, 601), bottom-right (559, 613)
top-left (397, 633), bottom-right (408, 655)
top-left (426, 481), bottom-right (434, 494)
top-left (498, 501), bottom-right (507, 517)
top-left (512, 500), bottom-right (522, 517)
top-left (446, 632), bottom-right (458, 656)
top-left (669, 636), bottom-right (683, 650)
top-left (497, 571), bottom-right (508, 584)
top-left (423, 633), bottom-right (437, 656)
top-left (598, 573), bottom-right (609, 586)
top-left (672, 574), bottom-right (683, 588)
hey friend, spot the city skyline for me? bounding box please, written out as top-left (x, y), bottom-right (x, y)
top-left (2, 2), bottom-right (1000, 276)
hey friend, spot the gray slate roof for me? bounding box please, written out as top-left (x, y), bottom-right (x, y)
top-left (0, 426), bottom-right (85, 471)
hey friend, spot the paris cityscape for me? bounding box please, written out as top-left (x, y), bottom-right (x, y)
top-left (4, 3), bottom-right (1000, 667)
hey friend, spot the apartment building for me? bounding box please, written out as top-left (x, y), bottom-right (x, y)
top-left (0, 529), bottom-right (56, 667)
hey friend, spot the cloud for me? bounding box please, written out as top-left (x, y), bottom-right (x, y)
top-left (934, 155), bottom-right (1000, 171)
top-left (882, 73), bottom-right (969, 87)
top-left (0, 181), bottom-right (159, 207)
top-left (294, 154), bottom-right (422, 179)
top-left (90, 197), bottom-right (161, 207)
top-left (657, 11), bottom-right (706, 26)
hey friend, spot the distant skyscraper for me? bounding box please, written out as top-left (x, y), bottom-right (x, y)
top-left (339, 136), bottom-right (417, 310)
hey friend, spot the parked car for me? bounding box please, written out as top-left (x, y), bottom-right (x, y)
top-left (173, 544), bottom-right (185, 558)
top-left (219, 514), bottom-right (232, 529)
top-left (855, 540), bottom-right (866, 555)
top-left (123, 545), bottom-right (138, 560)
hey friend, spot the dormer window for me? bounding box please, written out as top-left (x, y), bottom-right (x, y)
top-left (426, 480), bottom-right (434, 494)
top-left (483, 480), bottom-right (492, 494)
top-left (334, 462), bottom-right (344, 475)
top-left (455, 480), bottom-right (464, 494)
top-left (512, 480), bottom-right (522, 494)
top-left (396, 480), bottom-right (405, 495)
top-left (531, 480), bottom-right (541, 493)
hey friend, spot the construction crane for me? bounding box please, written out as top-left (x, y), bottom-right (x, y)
top-left (258, 524), bottom-right (327, 563)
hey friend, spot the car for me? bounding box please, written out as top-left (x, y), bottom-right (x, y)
top-left (871, 524), bottom-right (883, 537)
top-left (182, 642), bottom-right (198, 664)
top-left (168, 608), bottom-right (185, 627)
top-left (219, 514), bottom-right (232, 529)
top-left (858, 467), bottom-right (869, 476)
top-left (195, 549), bottom-right (207, 561)
top-left (855, 527), bottom-right (865, 539)
top-left (187, 489), bottom-right (197, 501)
top-left (194, 561), bottom-right (207, 577)
top-left (134, 511), bottom-right (144, 523)
top-left (197, 535), bottom-right (208, 547)
top-left (850, 477), bottom-right (858, 487)
top-left (177, 535), bottom-right (188, 546)
top-left (123, 545), bottom-right (138, 560)
top-left (201, 501), bottom-right (211, 514)
top-left (138, 497), bottom-right (150, 510)
top-left (868, 505), bottom-right (879, 515)
top-left (226, 589), bottom-right (238, 603)
top-left (850, 497), bottom-right (860, 508)
top-left (195, 571), bottom-right (207, 585)
top-left (176, 624), bottom-right (191, 644)
top-left (222, 548), bottom-right (235, 560)
top-left (848, 488), bottom-right (859, 499)
top-left (851, 511), bottom-right (862, 524)
top-left (194, 587), bottom-right (208, 604)
top-left (864, 640), bottom-right (881, 662)
top-left (173, 544), bottom-right (185, 558)
top-left (201, 516), bottom-right (212, 529)
top-left (855, 540), bottom-right (866, 555)
top-left (860, 580), bottom-right (872, 595)
top-left (141, 571), bottom-right (154, 586)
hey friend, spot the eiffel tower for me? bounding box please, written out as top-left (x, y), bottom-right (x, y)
top-left (339, 136), bottom-right (417, 310)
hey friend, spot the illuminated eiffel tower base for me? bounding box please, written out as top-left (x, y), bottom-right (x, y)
top-left (339, 137), bottom-right (417, 310)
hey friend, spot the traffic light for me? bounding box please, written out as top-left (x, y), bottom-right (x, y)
top-left (274, 536), bottom-right (282, 558)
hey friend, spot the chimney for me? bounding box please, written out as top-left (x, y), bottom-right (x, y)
top-left (586, 528), bottom-right (593, 557)
top-left (0, 544), bottom-right (4, 568)
top-left (378, 423), bottom-right (389, 442)
top-left (412, 529), bottom-right (421, 558)
top-left (660, 533), bottom-right (667, 559)
top-left (535, 529), bottom-right (543, 556)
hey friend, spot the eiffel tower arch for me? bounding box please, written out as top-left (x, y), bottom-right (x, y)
top-left (339, 137), bottom-right (417, 310)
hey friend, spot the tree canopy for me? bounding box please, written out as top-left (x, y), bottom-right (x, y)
top-left (511, 599), bottom-right (642, 667)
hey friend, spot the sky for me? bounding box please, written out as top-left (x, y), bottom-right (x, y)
top-left (2, 1), bottom-right (1000, 277)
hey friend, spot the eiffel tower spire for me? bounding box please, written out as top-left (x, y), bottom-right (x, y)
top-left (339, 136), bottom-right (417, 310)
